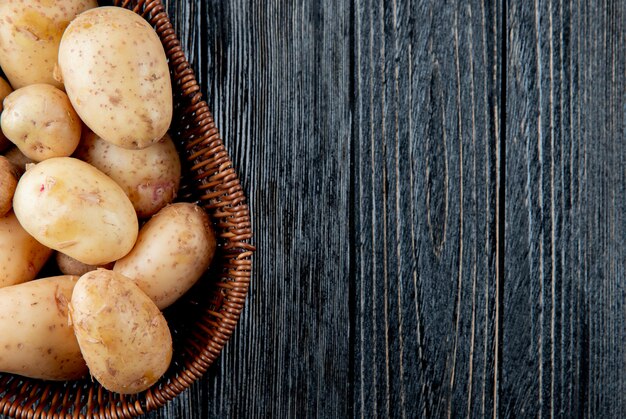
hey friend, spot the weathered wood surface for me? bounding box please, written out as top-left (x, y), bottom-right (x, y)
top-left (352, 1), bottom-right (501, 418)
top-left (504, 1), bottom-right (626, 417)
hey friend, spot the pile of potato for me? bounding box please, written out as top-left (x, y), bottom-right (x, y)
top-left (0, 2), bottom-right (217, 395)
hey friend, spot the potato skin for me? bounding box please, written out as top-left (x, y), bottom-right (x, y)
top-left (70, 269), bottom-right (172, 394)
top-left (58, 7), bottom-right (173, 149)
top-left (56, 252), bottom-right (113, 277)
top-left (0, 275), bottom-right (87, 380)
top-left (114, 203), bottom-right (217, 309)
top-left (3, 146), bottom-right (34, 169)
top-left (0, 77), bottom-right (14, 152)
top-left (74, 131), bottom-right (181, 218)
top-left (0, 211), bottom-right (52, 288)
top-left (0, 0), bottom-right (98, 89)
top-left (0, 156), bottom-right (19, 216)
top-left (13, 157), bottom-right (138, 265)
top-left (1, 84), bottom-right (82, 161)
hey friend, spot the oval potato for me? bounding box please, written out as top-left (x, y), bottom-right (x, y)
top-left (58, 7), bottom-right (173, 149)
top-left (70, 269), bottom-right (172, 394)
top-left (1, 84), bottom-right (82, 161)
top-left (0, 0), bottom-right (97, 89)
top-left (13, 157), bottom-right (138, 265)
top-left (74, 131), bottom-right (181, 218)
top-left (0, 211), bottom-right (52, 288)
top-left (0, 275), bottom-right (87, 380)
top-left (114, 203), bottom-right (216, 309)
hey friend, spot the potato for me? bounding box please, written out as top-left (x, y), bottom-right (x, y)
top-left (1, 84), bottom-right (82, 161)
top-left (13, 157), bottom-right (138, 265)
top-left (56, 252), bottom-right (113, 277)
top-left (0, 77), bottom-right (13, 152)
top-left (3, 145), bottom-right (34, 169)
top-left (0, 0), bottom-right (97, 89)
top-left (114, 203), bottom-right (216, 309)
top-left (0, 275), bottom-right (87, 380)
top-left (74, 131), bottom-right (181, 218)
top-left (0, 211), bottom-right (52, 288)
top-left (58, 7), bottom-right (173, 150)
top-left (0, 156), bottom-right (20, 216)
top-left (70, 269), bottom-right (172, 394)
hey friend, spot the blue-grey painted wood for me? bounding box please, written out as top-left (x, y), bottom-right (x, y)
top-left (504, 1), bottom-right (626, 417)
top-left (352, 1), bottom-right (501, 417)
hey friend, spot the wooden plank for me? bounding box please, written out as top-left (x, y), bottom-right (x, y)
top-left (504, 0), bottom-right (626, 416)
top-left (353, 1), bottom-right (501, 417)
top-left (149, 0), bottom-right (353, 417)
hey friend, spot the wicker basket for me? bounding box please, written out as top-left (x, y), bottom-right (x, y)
top-left (0, 1), bottom-right (254, 417)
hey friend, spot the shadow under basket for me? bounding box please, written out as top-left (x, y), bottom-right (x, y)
top-left (0, 1), bottom-right (254, 418)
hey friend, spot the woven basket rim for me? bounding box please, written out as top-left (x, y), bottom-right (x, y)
top-left (0, 1), bottom-right (254, 418)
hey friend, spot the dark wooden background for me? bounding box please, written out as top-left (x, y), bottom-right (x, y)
top-left (143, 0), bottom-right (623, 417)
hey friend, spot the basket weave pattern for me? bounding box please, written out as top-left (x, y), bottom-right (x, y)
top-left (0, 0), bottom-right (253, 417)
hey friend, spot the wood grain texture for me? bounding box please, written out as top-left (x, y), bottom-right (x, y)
top-left (505, 0), bottom-right (626, 417)
top-left (352, 1), bottom-right (501, 418)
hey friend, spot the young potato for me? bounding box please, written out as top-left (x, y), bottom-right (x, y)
top-left (70, 269), bottom-right (172, 394)
top-left (114, 203), bottom-right (217, 309)
top-left (56, 252), bottom-right (113, 277)
top-left (0, 77), bottom-right (13, 152)
top-left (74, 131), bottom-right (181, 218)
top-left (0, 211), bottom-right (52, 288)
top-left (58, 7), bottom-right (173, 150)
top-left (3, 146), bottom-right (34, 169)
top-left (0, 0), bottom-right (97, 89)
top-left (13, 157), bottom-right (138, 265)
top-left (1, 84), bottom-right (82, 162)
top-left (0, 156), bottom-right (20, 216)
top-left (0, 275), bottom-right (87, 380)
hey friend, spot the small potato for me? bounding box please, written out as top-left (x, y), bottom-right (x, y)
top-left (74, 131), bottom-right (181, 218)
top-left (13, 157), bottom-right (138, 265)
top-left (0, 275), bottom-right (87, 380)
top-left (56, 252), bottom-right (113, 277)
top-left (0, 156), bottom-right (20, 216)
top-left (0, 0), bottom-right (97, 89)
top-left (1, 84), bottom-right (82, 162)
top-left (114, 203), bottom-right (216, 309)
top-left (70, 269), bottom-right (172, 394)
top-left (0, 77), bottom-right (13, 152)
top-left (3, 146), bottom-right (34, 169)
top-left (0, 211), bottom-right (52, 288)
top-left (59, 7), bottom-right (173, 149)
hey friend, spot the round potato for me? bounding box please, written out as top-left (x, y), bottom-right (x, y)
top-left (74, 131), bottom-right (181, 218)
top-left (0, 77), bottom-right (14, 152)
top-left (0, 0), bottom-right (97, 89)
top-left (13, 157), bottom-right (138, 265)
top-left (0, 211), bottom-right (52, 288)
top-left (70, 269), bottom-right (172, 394)
top-left (58, 7), bottom-right (173, 149)
top-left (0, 156), bottom-right (20, 216)
top-left (114, 203), bottom-right (217, 309)
top-left (1, 84), bottom-right (82, 161)
top-left (0, 275), bottom-right (87, 380)
top-left (56, 252), bottom-right (113, 277)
